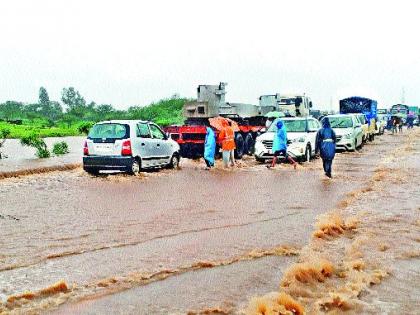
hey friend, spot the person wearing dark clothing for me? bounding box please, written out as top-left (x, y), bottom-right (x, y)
top-left (316, 118), bottom-right (337, 178)
top-left (391, 118), bottom-right (398, 134)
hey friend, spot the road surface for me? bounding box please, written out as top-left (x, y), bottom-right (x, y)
top-left (0, 131), bottom-right (418, 314)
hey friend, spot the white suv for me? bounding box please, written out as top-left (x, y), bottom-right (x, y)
top-left (254, 117), bottom-right (321, 162)
top-left (83, 120), bottom-right (180, 175)
top-left (322, 115), bottom-right (363, 151)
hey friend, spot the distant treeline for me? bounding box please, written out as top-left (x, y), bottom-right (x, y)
top-left (0, 87), bottom-right (187, 129)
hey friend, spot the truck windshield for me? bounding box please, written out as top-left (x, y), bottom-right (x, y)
top-left (268, 119), bottom-right (306, 132)
top-left (391, 109), bottom-right (407, 114)
top-left (88, 123), bottom-right (129, 139)
top-left (328, 117), bottom-right (353, 128)
top-left (279, 98), bottom-right (297, 105)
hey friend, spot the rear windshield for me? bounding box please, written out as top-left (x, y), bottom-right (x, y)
top-left (328, 117), bottom-right (353, 128)
top-left (88, 123), bottom-right (129, 139)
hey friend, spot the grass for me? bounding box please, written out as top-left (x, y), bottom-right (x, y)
top-left (0, 121), bottom-right (80, 139)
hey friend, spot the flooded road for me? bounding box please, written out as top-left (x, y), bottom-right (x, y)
top-left (0, 131), bottom-right (418, 314)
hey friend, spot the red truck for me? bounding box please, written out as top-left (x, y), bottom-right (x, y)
top-left (164, 83), bottom-right (275, 159)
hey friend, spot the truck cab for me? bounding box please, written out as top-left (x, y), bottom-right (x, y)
top-left (259, 94), bottom-right (312, 117)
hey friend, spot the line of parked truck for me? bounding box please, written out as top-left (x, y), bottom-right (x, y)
top-left (81, 83), bottom-right (415, 175)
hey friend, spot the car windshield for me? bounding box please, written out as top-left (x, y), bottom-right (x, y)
top-left (328, 117), bottom-right (353, 128)
top-left (88, 123), bottom-right (129, 139)
top-left (357, 115), bottom-right (366, 124)
top-left (268, 119), bottom-right (306, 132)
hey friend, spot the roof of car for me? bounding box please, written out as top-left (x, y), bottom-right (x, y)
top-left (95, 120), bottom-right (151, 124)
top-left (324, 114), bottom-right (353, 118)
top-left (282, 116), bottom-right (311, 120)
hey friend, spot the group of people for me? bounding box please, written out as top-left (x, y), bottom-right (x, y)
top-left (203, 120), bottom-right (236, 169)
top-left (203, 117), bottom-right (338, 178)
top-left (391, 117), bottom-right (404, 134)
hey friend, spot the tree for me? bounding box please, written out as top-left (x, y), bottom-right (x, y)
top-left (95, 104), bottom-right (114, 119)
top-left (46, 101), bottom-right (63, 122)
top-left (0, 101), bottom-right (24, 121)
top-left (39, 87), bottom-right (50, 106)
top-left (61, 87), bottom-right (87, 118)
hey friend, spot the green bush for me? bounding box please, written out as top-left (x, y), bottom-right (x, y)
top-left (52, 141), bottom-right (69, 155)
top-left (20, 133), bottom-right (51, 158)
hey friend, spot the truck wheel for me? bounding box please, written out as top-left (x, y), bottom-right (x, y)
top-left (128, 158), bottom-right (141, 175)
top-left (243, 133), bottom-right (254, 155)
top-left (234, 133), bottom-right (244, 159)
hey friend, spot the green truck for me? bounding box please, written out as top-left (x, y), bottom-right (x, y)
top-left (408, 106), bottom-right (419, 126)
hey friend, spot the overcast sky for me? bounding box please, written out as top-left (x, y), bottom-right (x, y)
top-left (1, 0), bottom-right (419, 110)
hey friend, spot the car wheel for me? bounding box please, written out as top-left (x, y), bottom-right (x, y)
top-left (168, 154), bottom-right (180, 169)
top-left (255, 157), bottom-right (265, 163)
top-left (128, 158), bottom-right (141, 175)
top-left (304, 145), bottom-right (311, 162)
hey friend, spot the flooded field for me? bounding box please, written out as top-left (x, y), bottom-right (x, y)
top-left (0, 131), bottom-right (418, 314)
top-left (0, 137), bottom-right (84, 174)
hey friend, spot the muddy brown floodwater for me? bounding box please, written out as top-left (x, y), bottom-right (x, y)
top-left (0, 131), bottom-right (418, 314)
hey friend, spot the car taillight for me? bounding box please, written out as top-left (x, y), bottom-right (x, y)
top-left (83, 140), bottom-right (89, 156)
top-left (121, 140), bottom-right (132, 156)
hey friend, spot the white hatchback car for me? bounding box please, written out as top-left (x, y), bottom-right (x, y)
top-left (83, 120), bottom-right (180, 175)
top-left (322, 115), bottom-right (363, 151)
top-left (254, 117), bottom-right (321, 162)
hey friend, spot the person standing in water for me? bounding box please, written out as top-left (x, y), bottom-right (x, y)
top-left (218, 120), bottom-right (236, 168)
top-left (267, 119), bottom-right (297, 169)
top-left (203, 126), bottom-right (216, 169)
top-left (316, 117), bottom-right (337, 178)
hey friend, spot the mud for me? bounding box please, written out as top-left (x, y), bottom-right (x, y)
top-left (0, 130), bottom-right (418, 314)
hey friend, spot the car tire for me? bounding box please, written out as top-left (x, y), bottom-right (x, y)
top-left (350, 140), bottom-right (356, 152)
top-left (84, 167), bottom-right (99, 176)
top-left (303, 144), bottom-right (311, 162)
top-left (234, 133), bottom-right (244, 159)
top-left (243, 133), bottom-right (254, 156)
top-left (128, 158), bottom-right (141, 175)
top-left (168, 154), bottom-right (180, 169)
top-left (255, 157), bottom-right (265, 163)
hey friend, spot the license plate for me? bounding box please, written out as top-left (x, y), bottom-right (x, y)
top-left (95, 145), bottom-right (113, 152)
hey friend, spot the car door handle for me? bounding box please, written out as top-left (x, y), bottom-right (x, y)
top-left (141, 143), bottom-right (145, 146)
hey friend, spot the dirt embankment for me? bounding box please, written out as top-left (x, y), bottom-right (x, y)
top-left (245, 129), bottom-right (420, 315)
